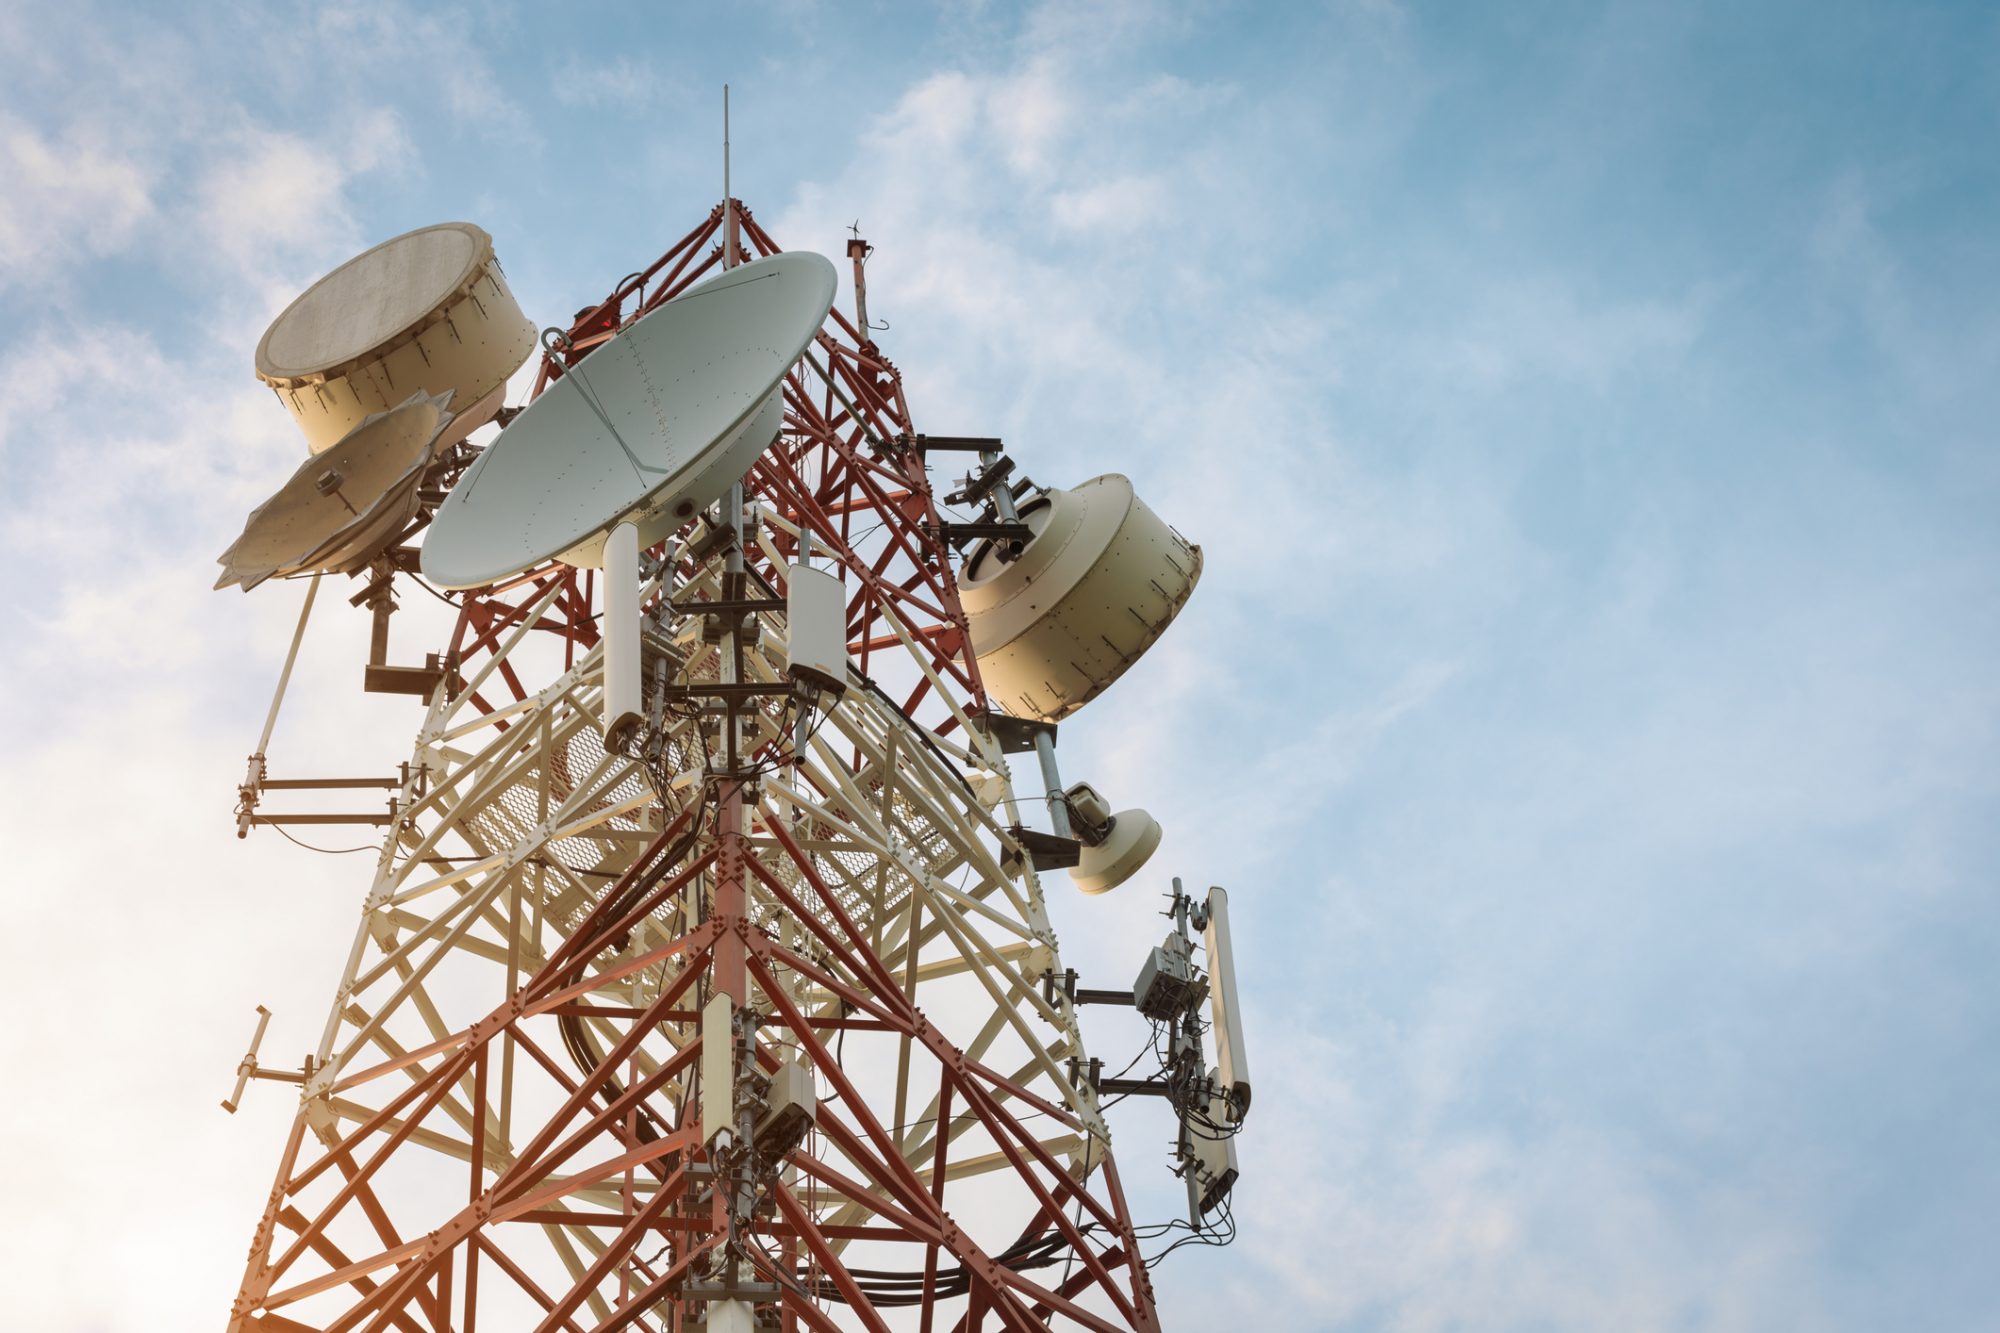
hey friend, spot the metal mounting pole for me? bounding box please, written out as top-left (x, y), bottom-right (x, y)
top-left (256, 573), bottom-right (319, 759)
top-left (722, 86), bottom-right (737, 270)
top-left (1033, 727), bottom-right (1072, 841)
top-left (708, 477), bottom-right (759, 1309)
top-left (980, 446), bottom-right (1021, 524)
top-left (221, 1005), bottom-right (273, 1114)
top-left (847, 229), bottom-right (870, 336)
top-left (1169, 877), bottom-right (1203, 1224)
top-left (368, 598), bottom-right (391, 666)
top-left (723, 483), bottom-right (746, 770)
top-left (979, 445), bottom-right (1073, 840)
top-left (238, 573), bottom-right (321, 837)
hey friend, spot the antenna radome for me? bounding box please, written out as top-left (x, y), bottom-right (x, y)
top-left (959, 473), bottom-right (1201, 721)
top-left (254, 222), bottom-right (533, 454)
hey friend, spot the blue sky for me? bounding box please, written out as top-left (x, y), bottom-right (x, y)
top-left (2, 2), bottom-right (1997, 1329)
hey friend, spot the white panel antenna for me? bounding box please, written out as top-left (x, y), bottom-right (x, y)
top-left (699, 992), bottom-right (735, 1148)
top-left (784, 562), bottom-right (848, 695)
top-left (1204, 885), bottom-right (1251, 1120)
top-left (1191, 1067), bottom-right (1241, 1215)
top-left (600, 521), bottom-right (642, 744)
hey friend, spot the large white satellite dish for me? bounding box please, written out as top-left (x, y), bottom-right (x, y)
top-left (215, 389), bottom-right (470, 591)
top-left (420, 250), bottom-right (837, 590)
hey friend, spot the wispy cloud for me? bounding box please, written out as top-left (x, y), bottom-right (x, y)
top-left (551, 51), bottom-right (671, 111)
top-left (0, 114), bottom-right (154, 284)
top-left (189, 111), bottom-right (414, 293)
top-left (1049, 173), bottom-right (1170, 232)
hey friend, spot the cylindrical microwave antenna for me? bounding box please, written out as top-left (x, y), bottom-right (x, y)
top-left (254, 222), bottom-right (535, 454)
top-left (960, 473), bottom-right (1202, 721)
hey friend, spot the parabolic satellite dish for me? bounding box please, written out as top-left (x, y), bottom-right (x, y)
top-left (421, 251), bottom-right (837, 589)
top-left (215, 390), bottom-right (463, 591)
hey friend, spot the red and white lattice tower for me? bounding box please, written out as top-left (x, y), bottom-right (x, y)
top-left (223, 202), bottom-right (1188, 1333)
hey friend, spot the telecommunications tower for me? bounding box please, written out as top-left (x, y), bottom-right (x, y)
top-left (216, 147), bottom-right (1249, 1332)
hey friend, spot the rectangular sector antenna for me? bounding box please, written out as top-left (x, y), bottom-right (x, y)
top-left (700, 993), bottom-right (734, 1146)
top-left (1204, 886), bottom-right (1251, 1119)
top-left (1193, 1070), bottom-right (1240, 1214)
top-left (601, 521), bottom-right (642, 743)
top-left (786, 563), bottom-right (849, 695)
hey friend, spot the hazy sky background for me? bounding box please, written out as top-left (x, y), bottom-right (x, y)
top-left (2, 1), bottom-right (1997, 1329)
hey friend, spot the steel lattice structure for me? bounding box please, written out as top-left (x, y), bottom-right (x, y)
top-left (228, 204), bottom-right (1162, 1333)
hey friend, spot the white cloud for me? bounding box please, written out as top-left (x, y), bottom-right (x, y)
top-left (0, 301), bottom-right (459, 1329)
top-left (306, 1), bottom-right (544, 150)
top-left (193, 131), bottom-right (361, 280)
top-left (0, 17), bottom-right (456, 1327)
top-left (0, 322), bottom-right (160, 454)
top-left (0, 114), bottom-right (153, 283)
top-left (1444, 276), bottom-right (1714, 390)
top-left (552, 51), bottom-right (670, 111)
top-left (443, 60), bottom-right (539, 144)
top-left (877, 71), bottom-right (983, 156)
top-left (1050, 173), bottom-right (1169, 232)
top-left (987, 54), bottom-right (1074, 179)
